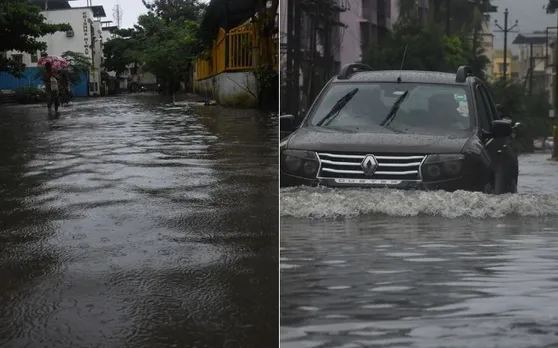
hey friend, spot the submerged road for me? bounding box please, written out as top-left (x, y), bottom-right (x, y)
top-left (0, 95), bottom-right (278, 348)
top-left (281, 153), bottom-right (558, 348)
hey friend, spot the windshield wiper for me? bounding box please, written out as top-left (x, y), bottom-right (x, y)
top-left (316, 88), bottom-right (359, 127)
top-left (379, 90), bottom-right (409, 127)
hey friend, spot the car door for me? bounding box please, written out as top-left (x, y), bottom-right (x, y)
top-left (479, 83), bottom-right (517, 171)
top-left (474, 83), bottom-right (507, 172)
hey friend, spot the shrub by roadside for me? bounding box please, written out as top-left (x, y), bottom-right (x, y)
top-left (14, 86), bottom-right (46, 104)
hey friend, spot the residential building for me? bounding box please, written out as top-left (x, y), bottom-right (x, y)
top-left (0, 0), bottom-right (107, 96)
top-left (280, 0), bottom-right (344, 113)
top-left (491, 49), bottom-right (519, 80)
top-left (545, 39), bottom-right (557, 112)
top-left (512, 31), bottom-right (554, 100)
top-left (339, 0), bottom-right (393, 67)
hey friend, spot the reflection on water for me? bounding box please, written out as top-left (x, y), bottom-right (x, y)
top-left (0, 95), bottom-right (277, 348)
top-left (281, 154), bottom-right (558, 348)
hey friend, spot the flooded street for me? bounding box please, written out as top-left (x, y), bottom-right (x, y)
top-left (281, 153), bottom-right (558, 348)
top-left (0, 95), bottom-right (278, 348)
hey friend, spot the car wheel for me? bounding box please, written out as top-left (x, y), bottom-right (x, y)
top-left (509, 176), bottom-right (518, 194)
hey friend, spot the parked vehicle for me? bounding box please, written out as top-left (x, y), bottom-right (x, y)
top-left (280, 64), bottom-right (522, 194)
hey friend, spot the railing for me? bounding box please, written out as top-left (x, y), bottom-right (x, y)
top-left (195, 22), bottom-right (278, 81)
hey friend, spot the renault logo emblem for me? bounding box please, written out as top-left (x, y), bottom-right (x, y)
top-left (361, 155), bottom-right (378, 175)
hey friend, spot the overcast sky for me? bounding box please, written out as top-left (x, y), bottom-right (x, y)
top-left (71, 0), bottom-right (558, 47)
top-left (489, 0), bottom-right (555, 52)
top-left (72, 0), bottom-right (209, 29)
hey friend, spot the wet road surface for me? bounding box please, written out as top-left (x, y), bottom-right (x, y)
top-left (0, 95), bottom-right (278, 348)
top-left (281, 152), bottom-right (558, 348)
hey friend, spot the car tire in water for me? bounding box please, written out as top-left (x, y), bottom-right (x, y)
top-left (482, 180), bottom-right (494, 194)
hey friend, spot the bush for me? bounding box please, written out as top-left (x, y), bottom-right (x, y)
top-left (14, 86), bottom-right (46, 104)
top-left (488, 78), bottom-right (552, 152)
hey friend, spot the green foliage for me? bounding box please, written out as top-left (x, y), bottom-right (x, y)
top-left (135, 14), bottom-right (203, 81)
top-left (546, 0), bottom-right (558, 13)
top-left (0, 0), bottom-right (71, 77)
top-left (102, 0), bottom-right (205, 94)
top-left (361, 14), bottom-right (489, 79)
top-left (142, 0), bottom-right (206, 22)
top-left (14, 86), bottom-right (46, 104)
top-left (488, 78), bottom-right (553, 152)
top-left (361, 17), bottom-right (470, 73)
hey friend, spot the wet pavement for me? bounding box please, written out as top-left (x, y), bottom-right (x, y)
top-left (281, 152), bottom-right (558, 348)
top-left (0, 95), bottom-right (278, 348)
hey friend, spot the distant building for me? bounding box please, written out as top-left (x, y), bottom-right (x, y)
top-left (280, 0), bottom-right (343, 112)
top-left (491, 49), bottom-right (519, 81)
top-left (0, 0), bottom-right (107, 96)
top-left (512, 31), bottom-right (555, 107)
top-left (340, 0), bottom-right (393, 67)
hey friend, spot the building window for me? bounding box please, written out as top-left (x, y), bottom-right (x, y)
top-left (31, 52), bottom-right (38, 63)
top-left (11, 54), bottom-right (23, 64)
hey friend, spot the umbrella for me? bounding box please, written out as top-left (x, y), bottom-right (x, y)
top-left (37, 55), bottom-right (69, 70)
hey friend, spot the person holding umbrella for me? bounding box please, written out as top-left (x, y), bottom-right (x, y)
top-left (44, 62), bottom-right (60, 115)
top-left (38, 55), bottom-right (68, 116)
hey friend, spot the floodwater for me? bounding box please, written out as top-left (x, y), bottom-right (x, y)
top-left (281, 152), bottom-right (558, 348)
top-left (0, 95), bottom-right (278, 348)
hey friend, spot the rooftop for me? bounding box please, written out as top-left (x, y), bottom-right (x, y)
top-left (512, 32), bottom-right (554, 45)
top-left (31, 0), bottom-right (106, 17)
top-left (335, 70), bottom-right (466, 85)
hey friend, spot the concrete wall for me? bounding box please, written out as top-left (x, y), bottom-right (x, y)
top-left (0, 67), bottom-right (88, 97)
top-left (193, 71), bottom-right (257, 107)
top-left (340, 0), bottom-right (362, 67)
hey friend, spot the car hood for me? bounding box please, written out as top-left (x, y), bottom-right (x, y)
top-left (286, 126), bottom-right (470, 154)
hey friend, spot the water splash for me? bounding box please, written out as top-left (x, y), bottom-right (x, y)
top-left (280, 186), bottom-right (558, 219)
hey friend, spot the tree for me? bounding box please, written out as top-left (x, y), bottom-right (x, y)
top-left (361, 17), bottom-right (468, 73)
top-left (103, 36), bottom-right (137, 76)
top-left (546, 0), bottom-right (558, 13)
top-left (134, 13), bottom-right (203, 93)
top-left (142, 0), bottom-right (206, 22)
top-left (489, 78), bottom-right (552, 152)
top-left (0, 0), bottom-right (71, 76)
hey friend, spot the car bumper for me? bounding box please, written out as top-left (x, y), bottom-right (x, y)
top-left (281, 172), bottom-right (481, 192)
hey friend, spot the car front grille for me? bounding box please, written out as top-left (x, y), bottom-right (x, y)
top-left (317, 152), bottom-right (426, 181)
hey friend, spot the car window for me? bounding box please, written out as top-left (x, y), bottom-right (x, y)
top-left (474, 85), bottom-right (490, 131)
top-left (476, 84), bottom-right (494, 131)
top-left (479, 84), bottom-right (499, 120)
top-left (307, 82), bottom-right (473, 137)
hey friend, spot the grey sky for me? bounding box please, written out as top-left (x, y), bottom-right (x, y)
top-left (72, 0), bottom-right (209, 29)
top-left (491, 0), bottom-right (557, 52)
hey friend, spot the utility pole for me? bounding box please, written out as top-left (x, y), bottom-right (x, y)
top-left (494, 8), bottom-right (519, 81)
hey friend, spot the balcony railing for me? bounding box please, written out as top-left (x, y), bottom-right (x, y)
top-left (195, 22), bottom-right (278, 81)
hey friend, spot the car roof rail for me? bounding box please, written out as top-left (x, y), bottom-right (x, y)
top-left (338, 63), bottom-right (373, 80)
top-left (455, 65), bottom-right (473, 83)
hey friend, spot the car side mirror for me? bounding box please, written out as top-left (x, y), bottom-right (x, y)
top-left (491, 119), bottom-right (513, 138)
top-left (495, 104), bottom-right (506, 119)
top-left (280, 114), bottom-right (299, 139)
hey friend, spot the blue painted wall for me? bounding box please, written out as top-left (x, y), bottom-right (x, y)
top-left (0, 67), bottom-right (88, 97)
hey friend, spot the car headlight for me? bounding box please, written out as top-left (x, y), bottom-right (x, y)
top-left (421, 154), bottom-right (464, 181)
top-left (281, 149), bottom-right (320, 178)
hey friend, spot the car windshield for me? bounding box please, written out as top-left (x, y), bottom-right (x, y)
top-left (308, 82), bottom-right (473, 136)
